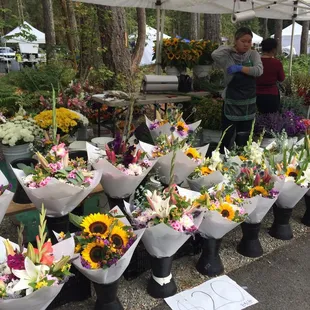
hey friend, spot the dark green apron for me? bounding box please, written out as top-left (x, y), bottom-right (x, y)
top-left (224, 58), bottom-right (256, 121)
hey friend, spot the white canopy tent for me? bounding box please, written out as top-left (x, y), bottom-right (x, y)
top-left (252, 32), bottom-right (263, 45)
top-left (130, 25), bottom-right (170, 65)
top-left (2, 21), bottom-right (46, 44)
top-left (75, 0), bottom-right (310, 74)
top-left (271, 22), bottom-right (310, 55)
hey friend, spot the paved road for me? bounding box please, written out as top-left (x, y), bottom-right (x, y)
top-left (153, 233), bottom-right (310, 310)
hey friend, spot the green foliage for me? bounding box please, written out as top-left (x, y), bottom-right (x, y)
top-left (194, 96), bottom-right (223, 130)
top-left (282, 55), bottom-right (310, 76)
top-left (5, 63), bottom-right (75, 92)
top-left (280, 95), bottom-right (307, 117)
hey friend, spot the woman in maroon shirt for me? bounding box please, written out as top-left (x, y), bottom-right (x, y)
top-left (256, 38), bottom-right (285, 114)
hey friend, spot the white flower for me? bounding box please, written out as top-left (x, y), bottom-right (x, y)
top-left (300, 164), bottom-right (310, 187)
top-left (249, 142), bottom-right (264, 164)
top-left (23, 174), bottom-right (34, 184)
top-left (128, 163), bottom-right (143, 176)
top-left (12, 257), bottom-right (50, 295)
top-left (179, 214), bottom-right (194, 229)
top-left (145, 190), bottom-right (176, 218)
top-left (209, 150), bottom-right (222, 170)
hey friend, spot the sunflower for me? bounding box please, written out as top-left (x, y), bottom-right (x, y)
top-left (74, 243), bottom-right (82, 253)
top-left (193, 193), bottom-right (209, 207)
top-left (285, 166), bottom-right (298, 179)
top-left (220, 202), bottom-right (235, 221)
top-left (185, 148), bottom-right (202, 160)
top-left (109, 226), bottom-right (129, 251)
top-left (201, 166), bottom-right (213, 175)
top-left (81, 213), bottom-right (114, 238)
top-left (176, 121), bottom-right (189, 133)
top-left (167, 52), bottom-right (175, 60)
top-left (81, 241), bottom-right (105, 269)
top-left (239, 155), bottom-right (247, 161)
top-left (249, 186), bottom-right (268, 197)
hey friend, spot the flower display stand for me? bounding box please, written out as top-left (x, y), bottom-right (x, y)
top-left (147, 256), bottom-right (177, 298)
top-left (10, 157), bottom-right (38, 204)
top-left (237, 222), bottom-right (263, 258)
top-left (93, 280), bottom-right (123, 310)
top-left (269, 205), bottom-right (293, 240)
top-left (196, 238), bottom-right (224, 277)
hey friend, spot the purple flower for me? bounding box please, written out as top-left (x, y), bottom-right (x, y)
top-left (7, 253), bottom-right (25, 270)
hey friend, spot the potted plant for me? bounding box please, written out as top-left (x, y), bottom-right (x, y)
top-left (191, 40), bottom-right (219, 78)
top-left (0, 107), bottom-right (43, 177)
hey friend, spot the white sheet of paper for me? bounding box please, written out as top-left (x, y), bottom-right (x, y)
top-left (165, 275), bottom-right (258, 310)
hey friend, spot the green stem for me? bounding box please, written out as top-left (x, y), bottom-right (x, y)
top-left (169, 147), bottom-right (177, 187)
top-left (52, 86), bottom-right (57, 144)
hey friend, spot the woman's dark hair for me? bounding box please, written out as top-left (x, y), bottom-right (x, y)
top-left (235, 27), bottom-right (253, 40)
top-left (261, 38), bottom-right (277, 52)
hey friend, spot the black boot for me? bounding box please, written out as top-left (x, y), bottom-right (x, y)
top-left (269, 205), bottom-right (293, 240)
top-left (93, 279), bottom-right (123, 310)
top-left (237, 222), bottom-right (263, 258)
top-left (147, 256), bottom-right (177, 298)
top-left (196, 238), bottom-right (224, 277)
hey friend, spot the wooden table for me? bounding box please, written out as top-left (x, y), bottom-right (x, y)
top-left (92, 93), bottom-right (200, 137)
top-left (6, 183), bottom-right (104, 216)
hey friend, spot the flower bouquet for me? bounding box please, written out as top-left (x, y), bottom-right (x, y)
top-left (68, 207), bottom-right (144, 309)
top-left (12, 143), bottom-right (102, 242)
top-left (0, 206), bottom-right (74, 310)
top-left (145, 108), bottom-right (201, 143)
top-left (125, 185), bottom-right (203, 298)
top-left (140, 134), bottom-right (209, 185)
top-left (266, 139), bottom-right (310, 240)
top-left (87, 135), bottom-right (154, 201)
top-left (187, 133), bottom-right (225, 191)
top-left (193, 184), bottom-right (257, 276)
top-left (0, 171), bottom-right (13, 225)
top-left (233, 161), bottom-right (283, 257)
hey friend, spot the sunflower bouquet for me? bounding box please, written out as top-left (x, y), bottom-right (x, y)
top-left (233, 161), bottom-right (283, 224)
top-left (193, 185), bottom-right (257, 239)
top-left (86, 135), bottom-right (155, 199)
top-left (0, 170), bottom-right (13, 225)
top-left (189, 40), bottom-right (219, 65)
top-left (0, 206), bottom-right (74, 310)
top-left (12, 143), bottom-right (102, 217)
top-left (145, 108), bottom-right (201, 143)
top-left (156, 38), bottom-right (200, 70)
top-left (125, 185), bottom-right (203, 258)
top-left (34, 108), bottom-right (87, 136)
top-left (139, 134), bottom-right (209, 185)
top-left (266, 140), bottom-right (310, 209)
top-left (68, 207), bottom-right (144, 286)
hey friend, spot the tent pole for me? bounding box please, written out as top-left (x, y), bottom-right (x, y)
top-left (289, 1), bottom-right (298, 76)
top-left (155, 3), bottom-right (161, 75)
top-left (158, 9), bottom-right (165, 76)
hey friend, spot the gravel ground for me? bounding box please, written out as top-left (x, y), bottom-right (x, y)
top-left (2, 198), bottom-right (308, 310)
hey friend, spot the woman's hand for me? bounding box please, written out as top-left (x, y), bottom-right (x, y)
top-left (227, 65), bottom-right (243, 74)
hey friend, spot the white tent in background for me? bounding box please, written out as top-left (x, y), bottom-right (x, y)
top-left (271, 23), bottom-right (310, 55)
top-left (252, 32), bottom-right (263, 45)
top-left (2, 21), bottom-right (46, 44)
top-left (130, 25), bottom-right (170, 66)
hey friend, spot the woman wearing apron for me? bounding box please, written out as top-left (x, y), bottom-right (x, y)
top-left (211, 27), bottom-right (263, 152)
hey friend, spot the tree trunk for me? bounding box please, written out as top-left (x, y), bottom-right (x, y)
top-left (97, 5), bottom-right (131, 90)
top-left (300, 21), bottom-right (309, 55)
top-left (274, 19), bottom-right (283, 55)
top-left (66, 0), bottom-right (80, 50)
top-left (204, 14), bottom-right (221, 44)
top-left (190, 13), bottom-right (198, 40)
top-left (131, 8), bottom-right (146, 72)
top-left (41, 0), bottom-right (56, 62)
top-left (262, 18), bottom-right (269, 39)
top-left (60, 0), bottom-right (76, 68)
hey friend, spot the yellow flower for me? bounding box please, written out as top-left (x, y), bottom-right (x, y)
top-left (58, 231), bottom-right (66, 239)
top-left (194, 193), bottom-right (210, 207)
top-left (220, 202), bottom-right (235, 221)
top-left (75, 243), bottom-right (82, 253)
top-left (225, 195), bottom-right (232, 203)
top-left (81, 213), bottom-right (114, 238)
top-left (239, 155), bottom-right (247, 161)
top-left (249, 186), bottom-right (268, 197)
top-left (285, 166), bottom-right (298, 178)
top-left (61, 263), bottom-right (71, 273)
top-left (201, 166), bottom-right (213, 175)
top-left (185, 148), bottom-right (202, 160)
top-left (81, 241), bottom-right (105, 269)
top-left (35, 280), bottom-right (48, 289)
top-left (176, 121), bottom-right (188, 133)
top-left (109, 225), bottom-right (129, 251)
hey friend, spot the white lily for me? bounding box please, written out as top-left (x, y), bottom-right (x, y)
top-left (146, 190), bottom-right (176, 218)
top-left (12, 257), bottom-right (50, 295)
top-left (209, 150), bottom-right (222, 171)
